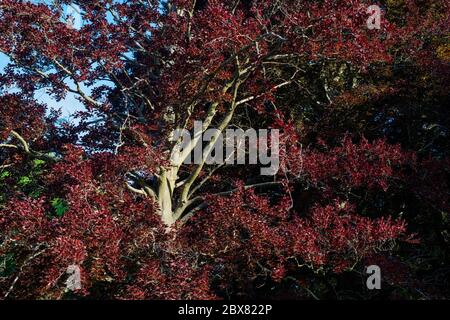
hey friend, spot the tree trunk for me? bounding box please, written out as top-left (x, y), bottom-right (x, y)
top-left (157, 167), bottom-right (178, 226)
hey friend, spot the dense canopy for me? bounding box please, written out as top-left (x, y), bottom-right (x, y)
top-left (0, 0), bottom-right (449, 299)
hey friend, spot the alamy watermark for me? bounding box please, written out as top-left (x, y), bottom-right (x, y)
top-left (66, 264), bottom-right (81, 291)
top-left (366, 265), bottom-right (381, 290)
top-left (170, 121), bottom-right (280, 176)
top-left (367, 5), bottom-right (382, 30)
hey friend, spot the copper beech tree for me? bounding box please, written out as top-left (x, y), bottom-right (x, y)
top-left (0, 0), bottom-right (449, 299)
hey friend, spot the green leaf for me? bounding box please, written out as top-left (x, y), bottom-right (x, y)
top-left (51, 198), bottom-right (69, 217)
top-left (0, 171), bottom-right (10, 180)
top-left (33, 159), bottom-right (46, 168)
top-left (18, 176), bottom-right (32, 187)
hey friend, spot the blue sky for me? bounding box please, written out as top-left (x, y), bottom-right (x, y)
top-left (1, 1), bottom-right (155, 119)
top-left (0, 51), bottom-right (84, 118)
top-left (0, 1), bottom-right (85, 119)
top-left (0, 53), bottom-right (9, 71)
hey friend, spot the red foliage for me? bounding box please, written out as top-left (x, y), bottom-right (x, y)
top-left (290, 201), bottom-right (408, 273)
top-left (299, 136), bottom-right (416, 193)
top-left (0, 94), bottom-right (46, 140)
top-left (0, 0), bottom-right (448, 300)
